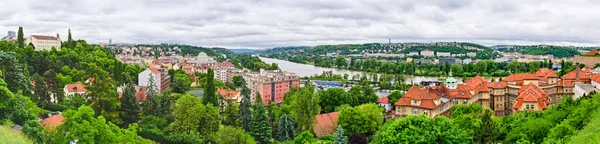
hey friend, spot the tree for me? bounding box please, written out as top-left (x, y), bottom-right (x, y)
top-left (338, 104), bottom-right (384, 135)
top-left (222, 100), bottom-right (241, 127)
top-left (348, 86), bottom-right (361, 106)
top-left (232, 75), bottom-right (244, 88)
top-left (476, 109), bottom-right (498, 143)
top-left (85, 63), bottom-right (122, 125)
top-left (333, 124), bottom-right (349, 144)
top-left (143, 73), bottom-right (160, 117)
top-left (336, 56), bottom-right (348, 68)
top-left (387, 91), bottom-right (404, 105)
top-left (203, 68), bottom-right (218, 106)
top-left (32, 74), bottom-right (51, 108)
top-left (292, 85), bottom-right (320, 132)
top-left (239, 79), bottom-right (252, 131)
top-left (120, 80), bottom-right (140, 126)
top-left (277, 114), bottom-right (296, 141)
top-left (250, 101), bottom-right (273, 143)
top-left (68, 29), bottom-right (75, 49)
top-left (294, 131), bottom-right (317, 144)
top-left (359, 84), bottom-right (378, 104)
top-left (319, 88), bottom-right (350, 112)
top-left (529, 62), bottom-right (540, 73)
top-left (373, 116), bottom-right (470, 144)
top-left (216, 126), bottom-right (256, 144)
top-left (169, 95), bottom-right (220, 140)
top-left (48, 106), bottom-right (144, 143)
top-left (17, 27), bottom-right (24, 48)
top-left (172, 73), bottom-right (191, 93)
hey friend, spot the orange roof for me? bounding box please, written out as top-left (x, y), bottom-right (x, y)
top-left (215, 62), bottom-right (235, 67)
top-left (65, 84), bottom-right (87, 93)
top-left (485, 82), bottom-right (508, 89)
top-left (536, 68), bottom-right (558, 78)
top-left (182, 65), bottom-right (194, 69)
top-left (41, 114), bottom-right (65, 129)
top-left (513, 83), bottom-right (549, 109)
top-left (562, 69), bottom-right (593, 80)
top-left (592, 75), bottom-right (600, 83)
top-left (136, 91), bottom-right (147, 101)
top-left (395, 86), bottom-right (446, 109)
top-left (378, 96), bottom-right (389, 104)
top-left (31, 35), bottom-right (59, 40)
top-left (502, 73), bottom-right (538, 82)
top-left (465, 76), bottom-right (487, 89)
top-left (448, 84), bottom-right (473, 99)
top-left (313, 112), bottom-right (339, 137)
top-left (588, 49), bottom-right (599, 55)
top-left (149, 67), bottom-right (160, 74)
top-left (217, 88), bottom-right (239, 99)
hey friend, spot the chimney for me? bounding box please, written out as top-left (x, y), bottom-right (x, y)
top-left (576, 62), bottom-right (581, 81)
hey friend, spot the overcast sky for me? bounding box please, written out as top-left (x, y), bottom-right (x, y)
top-left (1, 0), bottom-right (599, 49)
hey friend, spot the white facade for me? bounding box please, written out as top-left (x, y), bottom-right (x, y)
top-left (26, 35), bottom-right (61, 51)
top-left (467, 52), bottom-right (477, 57)
top-left (421, 50), bottom-right (435, 57)
top-left (379, 103), bottom-right (392, 112)
top-left (437, 52), bottom-right (451, 57)
top-left (138, 68), bottom-right (161, 92)
top-left (574, 83), bottom-right (599, 99)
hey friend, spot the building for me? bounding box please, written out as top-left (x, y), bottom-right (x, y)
top-left (41, 114), bottom-right (65, 130)
top-left (63, 84), bottom-right (87, 97)
top-left (421, 50), bottom-right (435, 57)
top-left (138, 67), bottom-right (171, 92)
top-left (313, 112), bottom-right (339, 137)
top-left (25, 35), bottom-right (61, 51)
top-left (378, 96), bottom-right (392, 112)
top-left (187, 52), bottom-right (216, 66)
top-left (437, 52), bottom-right (451, 57)
top-left (7, 31), bottom-right (15, 37)
top-left (217, 88), bottom-right (241, 102)
top-left (512, 83), bottom-right (550, 113)
top-left (574, 83), bottom-right (599, 99)
top-left (243, 69), bottom-right (301, 105)
top-left (227, 68), bottom-right (244, 83)
top-left (467, 52), bottom-right (476, 57)
top-left (574, 55), bottom-right (600, 68)
top-left (213, 62), bottom-right (236, 83)
top-left (438, 58), bottom-right (462, 65)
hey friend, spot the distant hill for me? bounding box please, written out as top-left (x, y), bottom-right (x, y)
top-left (230, 49), bottom-right (263, 54)
top-left (494, 45), bottom-right (581, 58)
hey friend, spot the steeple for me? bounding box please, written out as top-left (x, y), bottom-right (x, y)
top-left (445, 70), bottom-right (457, 90)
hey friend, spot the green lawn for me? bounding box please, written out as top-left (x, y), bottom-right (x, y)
top-left (0, 125), bottom-right (32, 144)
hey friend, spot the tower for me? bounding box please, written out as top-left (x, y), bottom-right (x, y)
top-left (445, 71), bottom-right (457, 90)
top-left (109, 39), bottom-right (112, 44)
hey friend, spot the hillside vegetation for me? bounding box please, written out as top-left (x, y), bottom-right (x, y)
top-left (0, 125), bottom-right (32, 144)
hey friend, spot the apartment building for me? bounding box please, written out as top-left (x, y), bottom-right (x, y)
top-left (26, 35), bottom-right (61, 51)
top-left (243, 69), bottom-right (300, 105)
top-left (138, 67), bottom-right (171, 92)
top-left (213, 62), bottom-right (236, 83)
top-left (395, 66), bottom-right (599, 117)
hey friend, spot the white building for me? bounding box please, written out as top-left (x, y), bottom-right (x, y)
top-left (26, 35), bottom-right (61, 51)
top-left (421, 50), bottom-right (435, 57)
top-left (378, 96), bottom-right (392, 112)
top-left (187, 52), bottom-right (216, 66)
top-left (437, 52), bottom-right (451, 57)
top-left (574, 83), bottom-right (599, 99)
top-left (63, 84), bottom-right (87, 101)
top-left (138, 67), bottom-right (171, 92)
top-left (213, 62), bottom-right (236, 83)
top-left (467, 52), bottom-right (477, 57)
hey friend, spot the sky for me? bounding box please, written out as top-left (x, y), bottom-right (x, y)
top-left (1, 0), bottom-right (600, 49)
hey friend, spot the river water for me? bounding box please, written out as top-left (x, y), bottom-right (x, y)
top-left (259, 57), bottom-right (501, 97)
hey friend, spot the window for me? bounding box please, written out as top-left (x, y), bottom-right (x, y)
top-left (463, 99), bottom-right (467, 104)
top-left (413, 109), bottom-right (418, 114)
top-left (453, 99), bottom-right (458, 105)
top-left (423, 110), bottom-right (429, 115)
top-left (526, 105), bottom-right (530, 110)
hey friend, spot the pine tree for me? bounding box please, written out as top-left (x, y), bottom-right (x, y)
top-left (476, 109), bottom-right (498, 143)
top-left (276, 114), bottom-right (295, 141)
top-left (250, 102), bottom-right (272, 143)
top-left (120, 80), bottom-right (140, 126)
top-left (67, 29), bottom-right (75, 49)
top-left (17, 27), bottom-right (24, 48)
top-left (333, 124), bottom-right (348, 144)
top-left (203, 68), bottom-right (218, 106)
top-left (223, 99), bottom-right (240, 127)
top-left (32, 74), bottom-right (51, 108)
top-left (143, 73), bottom-right (159, 116)
top-left (239, 78), bottom-right (252, 131)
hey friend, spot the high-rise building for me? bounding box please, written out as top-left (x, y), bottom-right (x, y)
top-left (7, 31), bottom-right (15, 37)
top-left (243, 69), bottom-right (300, 105)
top-left (138, 67), bottom-right (171, 92)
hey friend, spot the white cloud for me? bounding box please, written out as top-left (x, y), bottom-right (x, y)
top-left (1, 0), bottom-right (599, 48)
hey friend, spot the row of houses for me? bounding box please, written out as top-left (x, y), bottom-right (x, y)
top-left (385, 64), bottom-right (600, 118)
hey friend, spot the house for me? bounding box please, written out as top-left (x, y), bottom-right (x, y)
top-left (41, 114), bottom-right (65, 130)
top-left (26, 35), bottom-right (61, 51)
top-left (512, 83), bottom-right (550, 113)
top-left (217, 88), bottom-right (241, 102)
top-left (63, 84), bottom-right (87, 97)
top-left (138, 67), bottom-right (171, 92)
top-left (313, 112), bottom-right (339, 137)
top-left (378, 96), bottom-right (392, 112)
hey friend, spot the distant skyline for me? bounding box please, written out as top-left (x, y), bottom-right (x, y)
top-left (1, 0), bottom-right (600, 49)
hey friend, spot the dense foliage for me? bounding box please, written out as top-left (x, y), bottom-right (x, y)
top-left (230, 54), bottom-right (279, 71)
top-left (497, 45), bottom-right (581, 58)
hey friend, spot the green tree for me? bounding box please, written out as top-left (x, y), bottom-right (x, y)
top-left (277, 114), bottom-right (296, 141)
top-left (32, 74), bottom-right (51, 108)
top-left (120, 80), bottom-right (140, 126)
top-left (250, 100), bottom-right (273, 143)
top-left (387, 91), bottom-right (404, 105)
top-left (49, 106), bottom-right (144, 143)
top-left (476, 109), bottom-right (498, 144)
top-left (294, 131), bottom-right (317, 144)
top-left (319, 88), bottom-right (350, 112)
top-left (172, 73), bottom-right (191, 93)
top-left (338, 104), bottom-right (384, 135)
top-left (360, 83), bottom-right (378, 104)
top-left (85, 63), bottom-right (122, 125)
top-left (169, 95), bottom-right (220, 140)
top-left (374, 115), bottom-right (470, 144)
top-left (67, 29), bottom-right (75, 49)
top-left (529, 62), bottom-right (540, 73)
top-left (336, 56), bottom-right (348, 68)
top-left (292, 85), bottom-right (320, 132)
top-left (203, 68), bottom-right (218, 106)
top-left (17, 27), bottom-right (24, 48)
top-left (232, 75), bottom-right (244, 88)
top-left (216, 126), bottom-right (257, 144)
top-left (348, 85), bottom-right (361, 106)
top-left (333, 124), bottom-right (348, 144)
top-left (239, 79), bottom-right (252, 131)
top-left (143, 73), bottom-right (161, 117)
top-left (223, 100), bottom-right (241, 127)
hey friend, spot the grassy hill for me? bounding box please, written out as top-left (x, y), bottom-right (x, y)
top-left (568, 109), bottom-right (600, 143)
top-left (0, 125), bottom-right (32, 144)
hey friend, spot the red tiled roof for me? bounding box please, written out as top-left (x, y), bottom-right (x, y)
top-left (588, 49), bottom-right (599, 55)
top-left (536, 68), bottom-right (558, 78)
top-left (465, 76), bottom-right (487, 89)
top-left (182, 65), bottom-right (194, 69)
top-left (592, 75), bottom-right (600, 83)
top-left (378, 96), bottom-right (389, 104)
top-left (217, 88), bottom-right (239, 99)
top-left (485, 82), bottom-right (508, 89)
top-left (65, 84), bottom-right (87, 93)
top-left (149, 67), bottom-right (160, 74)
top-left (41, 114), bottom-right (65, 129)
top-left (502, 74), bottom-right (538, 82)
top-left (395, 86), bottom-right (446, 109)
top-left (562, 69), bottom-right (593, 80)
top-left (136, 91), bottom-right (147, 101)
top-left (31, 35), bottom-right (59, 40)
top-left (215, 62), bottom-right (235, 67)
top-left (513, 83), bottom-right (549, 109)
top-left (313, 112), bottom-right (339, 137)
